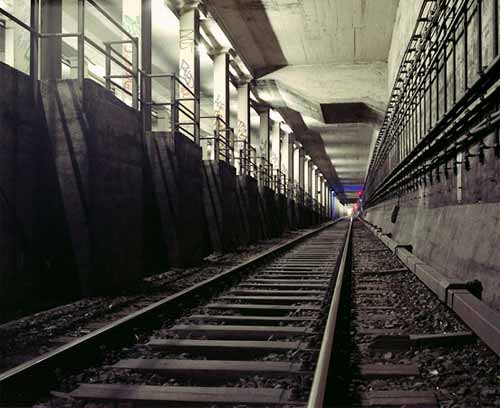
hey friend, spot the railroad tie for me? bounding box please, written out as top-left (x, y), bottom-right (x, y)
top-left (71, 384), bottom-right (294, 406)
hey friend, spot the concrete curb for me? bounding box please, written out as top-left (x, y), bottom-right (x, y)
top-left (358, 217), bottom-right (500, 357)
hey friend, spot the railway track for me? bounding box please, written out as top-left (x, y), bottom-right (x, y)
top-left (329, 220), bottom-right (500, 408)
top-left (0, 219), bottom-right (352, 407)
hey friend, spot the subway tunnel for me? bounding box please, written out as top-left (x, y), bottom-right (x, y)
top-left (0, 0), bottom-right (499, 407)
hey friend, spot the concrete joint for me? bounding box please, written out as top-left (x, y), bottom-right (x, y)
top-left (236, 75), bottom-right (253, 86)
top-left (176, 0), bottom-right (201, 14)
top-left (209, 46), bottom-right (231, 57)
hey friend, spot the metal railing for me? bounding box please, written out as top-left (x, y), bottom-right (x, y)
top-left (200, 116), bottom-right (234, 163)
top-left (103, 38), bottom-right (138, 108)
top-left (234, 139), bottom-right (258, 177)
top-left (274, 170), bottom-right (287, 195)
top-left (0, 4), bottom-right (38, 99)
top-left (312, 198), bottom-right (319, 213)
top-left (1, 0), bottom-right (139, 107)
top-left (304, 192), bottom-right (312, 209)
top-left (84, 0), bottom-right (139, 108)
top-left (295, 185), bottom-right (304, 205)
top-left (258, 157), bottom-right (273, 188)
top-left (141, 73), bottom-right (200, 142)
top-left (365, 0), bottom-right (500, 205)
top-left (287, 180), bottom-right (295, 201)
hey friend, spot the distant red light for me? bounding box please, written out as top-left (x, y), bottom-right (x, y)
top-left (357, 190), bottom-right (363, 197)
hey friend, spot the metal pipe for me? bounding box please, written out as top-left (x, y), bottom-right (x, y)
top-left (494, 0), bottom-right (499, 57)
top-left (376, 0), bottom-right (465, 172)
top-left (0, 7), bottom-right (33, 31)
top-left (77, 0), bottom-right (85, 82)
top-left (30, 0), bottom-right (39, 104)
top-left (105, 44), bottom-right (111, 90)
top-left (371, 0), bottom-right (468, 171)
top-left (38, 32), bottom-right (80, 38)
top-left (142, 0), bottom-right (152, 131)
top-left (87, 0), bottom-right (136, 42)
top-left (368, 66), bottom-right (500, 204)
top-left (464, 1), bottom-right (469, 90)
top-left (477, 0), bottom-right (483, 74)
top-left (132, 36), bottom-right (138, 110)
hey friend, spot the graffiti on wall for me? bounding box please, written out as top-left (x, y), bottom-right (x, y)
top-left (179, 28), bottom-right (195, 98)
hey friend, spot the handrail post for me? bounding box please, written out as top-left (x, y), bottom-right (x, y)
top-left (104, 43), bottom-right (111, 91)
top-left (215, 117), bottom-right (220, 161)
top-left (195, 95), bottom-right (200, 145)
top-left (171, 75), bottom-right (177, 134)
top-left (230, 128), bottom-right (234, 166)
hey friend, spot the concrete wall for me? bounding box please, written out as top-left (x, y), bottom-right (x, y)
top-left (41, 79), bottom-right (144, 295)
top-left (367, 0), bottom-right (500, 310)
top-left (0, 63), bottom-right (78, 319)
top-left (365, 141), bottom-right (500, 309)
top-left (144, 131), bottom-right (205, 269)
top-left (236, 175), bottom-right (262, 245)
top-left (202, 160), bottom-right (239, 253)
top-left (0, 64), bottom-right (330, 320)
top-left (387, 0), bottom-right (424, 90)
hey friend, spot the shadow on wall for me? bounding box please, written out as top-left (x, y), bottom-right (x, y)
top-left (0, 62), bottom-right (78, 322)
top-left (39, 78), bottom-right (144, 296)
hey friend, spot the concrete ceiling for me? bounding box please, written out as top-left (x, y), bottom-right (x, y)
top-left (206, 0), bottom-right (399, 202)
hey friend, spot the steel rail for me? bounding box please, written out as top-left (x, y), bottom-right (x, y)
top-left (0, 220), bottom-right (341, 404)
top-left (307, 217), bottom-right (352, 408)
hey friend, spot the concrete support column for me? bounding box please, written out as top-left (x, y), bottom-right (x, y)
top-left (257, 106), bottom-right (270, 161)
top-left (298, 149), bottom-right (305, 190)
top-left (279, 131), bottom-right (289, 176)
top-left (304, 156), bottom-right (311, 200)
top-left (178, 0), bottom-right (200, 136)
top-left (314, 168), bottom-right (320, 209)
top-left (322, 180), bottom-right (327, 216)
top-left (321, 177), bottom-right (326, 218)
top-left (255, 105), bottom-right (270, 186)
top-left (280, 130), bottom-right (292, 195)
top-left (270, 120), bottom-right (281, 183)
top-left (40, 0), bottom-right (62, 79)
top-left (326, 183), bottom-right (330, 218)
top-left (293, 143), bottom-right (301, 186)
top-left (318, 175), bottom-right (323, 207)
top-left (213, 48), bottom-right (230, 125)
top-left (236, 79), bottom-right (250, 174)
